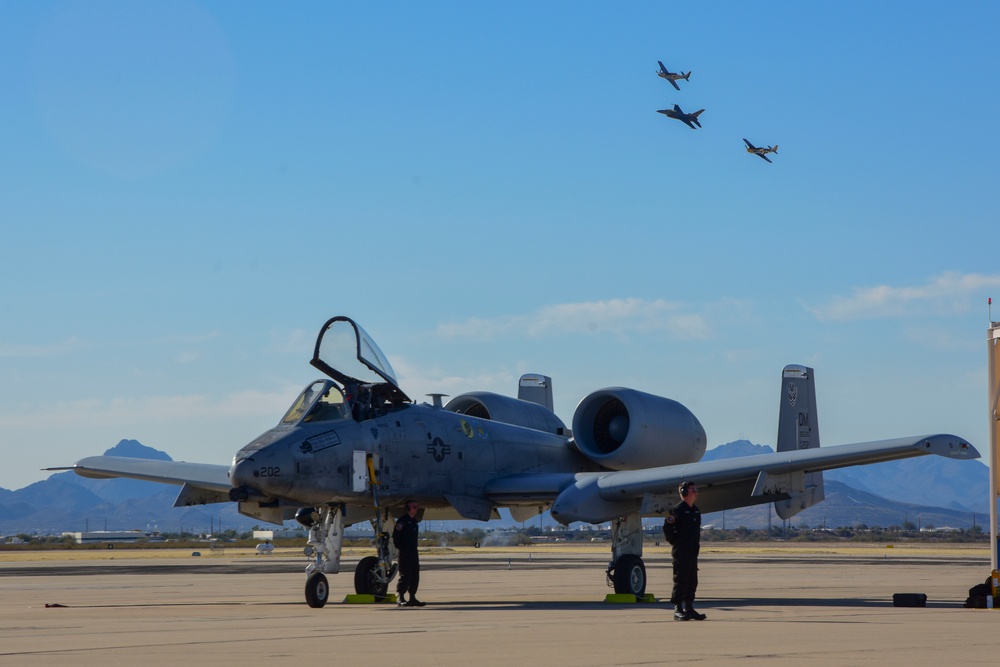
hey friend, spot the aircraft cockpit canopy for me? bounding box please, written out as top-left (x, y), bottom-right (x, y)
top-left (281, 380), bottom-right (351, 425)
top-left (310, 316), bottom-right (411, 404)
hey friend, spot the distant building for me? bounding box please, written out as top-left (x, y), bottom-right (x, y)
top-left (62, 530), bottom-right (146, 544)
top-left (252, 529), bottom-right (307, 541)
top-left (919, 526), bottom-right (961, 533)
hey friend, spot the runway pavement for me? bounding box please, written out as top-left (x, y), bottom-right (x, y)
top-left (1, 545), bottom-right (995, 666)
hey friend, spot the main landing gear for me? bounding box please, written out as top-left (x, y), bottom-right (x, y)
top-left (606, 512), bottom-right (647, 597)
top-left (300, 504), bottom-right (398, 608)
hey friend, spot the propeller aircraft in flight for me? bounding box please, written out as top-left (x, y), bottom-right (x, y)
top-left (58, 315), bottom-right (979, 607)
top-left (744, 138), bottom-right (778, 163)
top-left (656, 61), bottom-right (691, 91)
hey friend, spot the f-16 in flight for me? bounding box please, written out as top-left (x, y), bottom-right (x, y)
top-left (656, 61), bottom-right (691, 91)
top-left (657, 104), bottom-right (704, 129)
top-left (56, 316), bottom-right (979, 608)
top-left (744, 138), bottom-right (778, 163)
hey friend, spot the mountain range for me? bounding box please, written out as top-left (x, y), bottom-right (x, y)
top-left (0, 438), bottom-right (991, 536)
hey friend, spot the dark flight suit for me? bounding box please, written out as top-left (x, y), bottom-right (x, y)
top-left (393, 513), bottom-right (420, 600)
top-left (665, 499), bottom-right (701, 607)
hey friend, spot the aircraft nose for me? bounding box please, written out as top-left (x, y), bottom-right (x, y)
top-left (229, 457), bottom-right (257, 489)
top-left (229, 436), bottom-right (294, 496)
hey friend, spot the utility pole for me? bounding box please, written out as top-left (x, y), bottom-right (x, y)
top-left (987, 306), bottom-right (1000, 571)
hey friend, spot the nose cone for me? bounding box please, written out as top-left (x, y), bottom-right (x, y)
top-left (229, 432), bottom-right (295, 497)
top-left (229, 456), bottom-right (258, 489)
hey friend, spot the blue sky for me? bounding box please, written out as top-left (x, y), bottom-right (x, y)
top-left (1, 1), bottom-right (998, 491)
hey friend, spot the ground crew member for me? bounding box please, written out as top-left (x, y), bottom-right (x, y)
top-left (393, 499), bottom-right (425, 606)
top-left (663, 481), bottom-right (706, 621)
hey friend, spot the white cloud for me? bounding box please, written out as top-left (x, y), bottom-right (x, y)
top-left (435, 298), bottom-right (712, 341)
top-left (391, 356), bottom-right (516, 398)
top-left (808, 272), bottom-right (1000, 321)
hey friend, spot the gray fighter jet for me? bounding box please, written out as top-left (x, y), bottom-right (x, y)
top-left (744, 138), bottom-right (778, 163)
top-left (56, 315), bottom-right (979, 607)
top-left (658, 104), bottom-right (704, 129)
top-left (656, 60), bottom-right (691, 91)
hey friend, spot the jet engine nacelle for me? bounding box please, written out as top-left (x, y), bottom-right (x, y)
top-left (444, 392), bottom-right (567, 435)
top-left (571, 387), bottom-right (706, 470)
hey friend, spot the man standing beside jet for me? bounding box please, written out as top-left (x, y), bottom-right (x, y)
top-left (663, 482), bottom-right (706, 621)
top-left (393, 500), bottom-right (425, 607)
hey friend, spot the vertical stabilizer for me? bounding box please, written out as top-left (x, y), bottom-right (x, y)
top-left (518, 374), bottom-right (554, 412)
top-left (773, 365), bottom-right (825, 519)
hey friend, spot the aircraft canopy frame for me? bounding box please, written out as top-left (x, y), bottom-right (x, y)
top-left (311, 316), bottom-right (411, 403)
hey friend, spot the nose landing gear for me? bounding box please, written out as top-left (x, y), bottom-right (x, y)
top-left (303, 505), bottom-right (344, 608)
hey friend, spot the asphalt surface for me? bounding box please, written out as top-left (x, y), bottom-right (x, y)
top-left (0, 547), bottom-right (995, 665)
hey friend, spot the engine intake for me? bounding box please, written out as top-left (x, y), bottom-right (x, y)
top-left (445, 392), bottom-right (566, 435)
top-left (571, 387), bottom-right (706, 470)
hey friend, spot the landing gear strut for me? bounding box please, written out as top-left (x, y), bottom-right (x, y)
top-left (303, 505), bottom-right (345, 608)
top-left (606, 512), bottom-right (647, 596)
top-left (353, 525), bottom-right (397, 597)
top-left (299, 454), bottom-right (400, 607)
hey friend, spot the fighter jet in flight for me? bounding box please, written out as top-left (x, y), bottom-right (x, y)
top-left (656, 61), bottom-right (691, 91)
top-left (744, 138), bottom-right (778, 163)
top-left (657, 104), bottom-right (704, 129)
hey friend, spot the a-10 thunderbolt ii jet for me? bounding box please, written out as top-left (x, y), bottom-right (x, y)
top-left (657, 104), bottom-right (704, 129)
top-left (744, 138), bottom-right (778, 163)
top-left (656, 60), bottom-right (691, 91)
top-left (58, 316), bottom-right (979, 607)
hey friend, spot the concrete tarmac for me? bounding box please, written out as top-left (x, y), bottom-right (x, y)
top-left (1, 545), bottom-right (995, 666)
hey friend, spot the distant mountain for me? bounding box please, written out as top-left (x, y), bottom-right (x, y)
top-left (704, 480), bottom-right (984, 530)
top-left (824, 456), bottom-right (989, 514)
top-left (701, 440), bottom-right (990, 528)
top-left (701, 440), bottom-right (773, 460)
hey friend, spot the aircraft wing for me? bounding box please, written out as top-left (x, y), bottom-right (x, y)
top-left (669, 79), bottom-right (680, 91)
top-left (743, 138), bottom-right (755, 149)
top-left (51, 456), bottom-right (232, 492)
top-left (756, 153), bottom-right (772, 163)
top-left (487, 434), bottom-right (977, 524)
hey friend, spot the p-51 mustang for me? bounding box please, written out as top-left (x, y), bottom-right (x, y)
top-left (59, 316), bottom-right (978, 607)
top-left (656, 61), bottom-right (691, 91)
top-left (657, 104), bottom-right (704, 129)
top-left (744, 138), bottom-right (778, 163)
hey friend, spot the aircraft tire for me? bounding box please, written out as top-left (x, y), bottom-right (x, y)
top-left (612, 554), bottom-right (646, 596)
top-left (305, 572), bottom-right (329, 608)
top-left (354, 555), bottom-right (389, 597)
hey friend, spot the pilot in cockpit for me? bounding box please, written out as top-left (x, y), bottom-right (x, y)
top-left (302, 386), bottom-right (352, 423)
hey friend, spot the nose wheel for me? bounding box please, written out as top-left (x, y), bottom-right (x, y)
top-left (305, 572), bottom-right (330, 608)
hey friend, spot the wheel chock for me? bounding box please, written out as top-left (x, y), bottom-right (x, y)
top-left (638, 593), bottom-right (656, 603)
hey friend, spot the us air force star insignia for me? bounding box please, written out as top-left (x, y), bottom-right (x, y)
top-left (666, 515), bottom-right (676, 524)
top-left (427, 437), bottom-right (451, 462)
